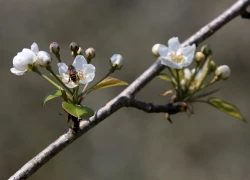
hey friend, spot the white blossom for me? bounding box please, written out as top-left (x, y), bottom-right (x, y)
top-left (10, 43), bottom-right (38, 75)
top-left (110, 54), bottom-right (123, 70)
top-left (57, 55), bottom-right (95, 88)
top-left (159, 37), bottom-right (196, 69)
top-left (215, 65), bottom-right (231, 79)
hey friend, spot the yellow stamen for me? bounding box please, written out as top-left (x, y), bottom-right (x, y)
top-left (170, 52), bottom-right (185, 64)
top-left (78, 71), bottom-right (85, 80)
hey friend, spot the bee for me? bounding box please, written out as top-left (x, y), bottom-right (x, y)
top-left (67, 65), bottom-right (79, 83)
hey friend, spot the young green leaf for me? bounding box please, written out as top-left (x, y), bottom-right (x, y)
top-left (62, 102), bottom-right (95, 119)
top-left (91, 77), bottom-right (128, 90)
top-left (207, 97), bottom-right (246, 121)
top-left (157, 73), bottom-right (171, 81)
top-left (42, 90), bottom-right (62, 106)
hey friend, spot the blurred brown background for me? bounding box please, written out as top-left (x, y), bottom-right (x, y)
top-left (1, 0), bottom-right (250, 179)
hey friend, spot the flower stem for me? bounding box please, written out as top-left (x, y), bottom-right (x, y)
top-left (46, 65), bottom-right (73, 95)
top-left (185, 76), bottom-right (219, 101)
top-left (176, 69), bottom-right (182, 100)
top-left (74, 86), bottom-right (79, 103)
top-left (32, 67), bottom-right (62, 90)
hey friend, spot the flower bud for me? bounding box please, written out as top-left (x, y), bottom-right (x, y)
top-left (49, 42), bottom-right (60, 54)
top-left (37, 51), bottom-right (52, 67)
top-left (194, 52), bottom-right (205, 63)
top-left (69, 42), bottom-right (79, 52)
top-left (85, 47), bottom-right (95, 63)
top-left (209, 60), bottom-right (216, 72)
top-left (183, 68), bottom-right (191, 80)
top-left (215, 65), bottom-right (231, 79)
top-left (110, 54), bottom-right (123, 70)
top-left (152, 44), bottom-right (163, 57)
top-left (201, 45), bottom-right (212, 56)
top-left (77, 47), bottom-right (83, 55)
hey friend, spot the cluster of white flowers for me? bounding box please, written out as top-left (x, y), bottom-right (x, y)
top-left (10, 42), bottom-right (125, 89)
top-left (10, 43), bottom-right (51, 75)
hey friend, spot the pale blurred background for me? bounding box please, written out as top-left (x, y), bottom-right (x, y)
top-left (1, 0), bottom-right (250, 179)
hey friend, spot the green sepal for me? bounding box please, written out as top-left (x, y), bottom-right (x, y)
top-left (42, 90), bottom-right (62, 106)
top-left (157, 73), bottom-right (171, 81)
top-left (92, 77), bottom-right (128, 90)
top-left (207, 97), bottom-right (246, 121)
top-left (62, 102), bottom-right (95, 119)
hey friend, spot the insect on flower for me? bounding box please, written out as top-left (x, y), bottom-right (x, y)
top-left (67, 65), bottom-right (79, 84)
top-left (57, 55), bottom-right (96, 88)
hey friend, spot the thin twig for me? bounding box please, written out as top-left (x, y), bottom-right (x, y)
top-left (8, 0), bottom-right (250, 179)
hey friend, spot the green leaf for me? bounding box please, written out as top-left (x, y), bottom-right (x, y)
top-left (92, 77), bottom-right (128, 90)
top-left (62, 102), bottom-right (95, 119)
top-left (207, 97), bottom-right (246, 121)
top-left (42, 90), bottom-right (62, 106)
top-left (157, 73), bottom-right (171, 81)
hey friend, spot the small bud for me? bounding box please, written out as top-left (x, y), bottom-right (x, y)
top-left (152, 44), bottom-right (163, 57)
top-left (77, 47), bottom-right (83, 55)
top-left (183, 68), bottom-right (191, 80)
top-left (201, 45), bottom-right (212, 56)
top-left (215, 65), bottom-right (231, 80)
top-left (69, 42), bottom-right (80, 52)
top-left (49, 42), bottom-right (60, 54)
top-left (194, 52), bottom-right (205, 63)
top-left (209, 60), bottom-right (216, 72)
top-left (37, 51), bottom-right (52, 67)
top-left (85, 47), bottom-right (95, 63)
top-left (110, 54), bottom-right (123, 70)
top-left (180, 79), bottom-right (186, 90)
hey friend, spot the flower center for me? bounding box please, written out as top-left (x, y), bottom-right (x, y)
top-left (77, 70), bottom-right (85, 80)
top-left (170, 52), bottom-right (185, 64)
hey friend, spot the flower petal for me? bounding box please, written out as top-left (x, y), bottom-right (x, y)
top-left (10, 68), bottom-right (25, 75)
top-left (181, 44), bottom-right (196, 62)
top-left (21, 48), bottom-right (36, 62)
top-left (158, 45), bottom-right (169, 57)
top-left (168, 37), bottom-right (181, 51)
top-left (161, 57), bottom-right (182, 69)
top-left (57, 63), bottom-right (68, 75)
top-left (73, 55), bottom-right (87, 71)
top-left (31, 42), bottom-right (39, 55)
top-left (79, 64), bottom-right (95, 84)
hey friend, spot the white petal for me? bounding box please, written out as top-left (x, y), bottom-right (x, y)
top-left (31, 42), bottom-right (39, 55)
top-left (73, 55), bottom-right (87, 71)
top-left (10, 68), bottom-right (25, 75)
top-left (79, 64), bottom-right (95, 84)
top-left (179, 56), bottom-right (192, 68)
top-left (161, 57), bottom-right (182, 69)
top-left (21, 48), bottom-right (36, 63)
top-left (57, 63), bottom-right (68, 75)
top-left (13, 55), bottom-right (26, 71)
top-left (158, 45), bottom-right (169, 57)
top-left (168, 37), bottom-right (181, 51)
top-left (181, 44), bottom-right (196, 63)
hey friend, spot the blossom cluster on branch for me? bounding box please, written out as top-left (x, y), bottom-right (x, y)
top-left (10, 42), bottom-right (128, 130)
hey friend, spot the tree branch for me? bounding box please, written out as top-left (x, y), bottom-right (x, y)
top-left (9, 0), bottom-right (250, 179)
top-left (126, 98), bottom-right (187, 114)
